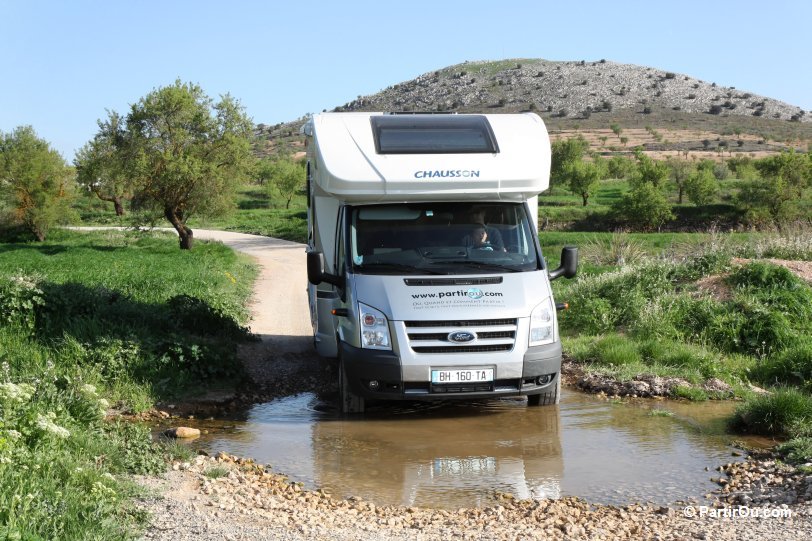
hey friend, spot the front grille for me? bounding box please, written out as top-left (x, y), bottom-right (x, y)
top-left (404, 318), bottom-right (518, 354)
top-left (413, 344), bottom-right (513, 354)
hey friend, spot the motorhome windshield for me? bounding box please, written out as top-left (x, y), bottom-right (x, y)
top-left (370, 115), bottom-right (498, 154)
top-left (350, 203), bottom-right (541, 275)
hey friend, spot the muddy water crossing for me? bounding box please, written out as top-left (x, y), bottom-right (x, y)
top-left (166, 231), bottom-right (765, 509)
top-left (195, 389), bottom-right (763, 509)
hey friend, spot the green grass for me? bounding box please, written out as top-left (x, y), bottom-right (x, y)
top-left (729, 388), bottom-right (812, 438)
top-left (0, 229), bottom-right (257, 539)
top-left (203, 465), bottom-right (230, 479)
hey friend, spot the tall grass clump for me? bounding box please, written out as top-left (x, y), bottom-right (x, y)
top-left (729, 388), bottom-right (812, 438)
top-left (560, 261), bottom-right (675, 334)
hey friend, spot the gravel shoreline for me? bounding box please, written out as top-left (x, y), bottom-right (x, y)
top-left (136, 449), bottom-right (812, 541)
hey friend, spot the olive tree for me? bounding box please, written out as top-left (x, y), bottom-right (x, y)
top-left (565, 159), bottom-right (602, 206)
top-left (612, 182), bottom-right (674, 231)
top-left (550, 136), bottom-right (589, 187)
top-left (684, 168), bottom-right (719, 206)
top-left (0, 126), bottom-right (74, 241)
top-left (737, 150), bottom-right (812, 224)
top-left (124, 80), bottom-right (255, 249)
top-left (665, 157), bottom-right (694, 204)
top-left (258, 157), bottom-right (304, 209)
top-left (74, 111), bottom-right (131, 216)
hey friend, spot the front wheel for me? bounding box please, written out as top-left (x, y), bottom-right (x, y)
top-left (527, 373), bottom-right (560, 407)
top-left (338, 350), bottom-right (365, 414)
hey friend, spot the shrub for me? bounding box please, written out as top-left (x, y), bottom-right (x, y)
top-left (611, 182), bottom-right (674, 230)
top-left (0, 274), bottom-right (44, 332)
top-left (776, 437), bottom-right (812, 463)
top-left (712, 162), bottom-right (730, 180)
top-left (752, 342), bottom-right (812, 390)
top-left (727, 261), bottom-right (804, 290)
top-left (729, 388), bottom-right (812, 437)
top-left (684, 168), bottom-right (719, 206)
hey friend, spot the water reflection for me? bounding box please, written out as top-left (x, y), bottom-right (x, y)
top-left (197, 389), bottom-right (757, 508)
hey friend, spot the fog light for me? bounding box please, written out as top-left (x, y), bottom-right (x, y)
top-left (536, 374), bottom-right (552, 385)
top-left (368, 380), bottom-right (380, 391)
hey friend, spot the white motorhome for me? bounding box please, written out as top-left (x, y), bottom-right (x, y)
top-left (303, 112), bottom-right (577, 413)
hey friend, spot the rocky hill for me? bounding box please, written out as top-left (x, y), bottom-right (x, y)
top-left (255, 58), bottom-right (811, 157)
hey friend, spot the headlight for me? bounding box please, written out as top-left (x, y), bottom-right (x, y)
top-left (359, 302), bottom-right (391, 350)
top-left (529, 298), bottom-right (556, 346)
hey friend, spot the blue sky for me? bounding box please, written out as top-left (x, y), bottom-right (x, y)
top-left (2, 0), bottom-right (810, 160)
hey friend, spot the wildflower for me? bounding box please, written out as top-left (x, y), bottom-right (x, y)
top-left (79, 384), bottom-right (98, 398)
top-left (35, 413), bottom-right (71, 439)
top-left (91, 481), bottom-right (116, 499)
top-left (0, 382), bottom-right (35, 402)
top-left (6, 430), bottom-right (21, 440)
top-left (225, 271), bottom-right (237, 284)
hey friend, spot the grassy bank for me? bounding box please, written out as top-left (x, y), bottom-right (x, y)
top-left (0, 229), bottom-right (257, 539)
top-left (550, 228), bottom-right (812, 459)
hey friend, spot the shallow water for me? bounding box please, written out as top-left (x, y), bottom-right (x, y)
top-left (195, 389), bottom-right (764, 509)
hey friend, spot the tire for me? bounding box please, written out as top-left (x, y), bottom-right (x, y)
top-left (527, 373), bottom-right (560, 407)
top-left (338, 349), bottom-right (365, 414)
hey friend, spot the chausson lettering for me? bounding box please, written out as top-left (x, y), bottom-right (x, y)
top-left (414, 170), bottom-right (481, 179)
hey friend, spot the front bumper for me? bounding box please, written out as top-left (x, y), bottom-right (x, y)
top-left (340, 341), bottom-right (562, 400)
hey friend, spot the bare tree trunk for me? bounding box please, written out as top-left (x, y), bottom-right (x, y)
top-left (92, 189), bottom-right (126, 216)
top-left (164, 207), bottom-right (194, 250)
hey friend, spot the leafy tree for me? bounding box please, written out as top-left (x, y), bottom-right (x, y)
top-left (727, 156), bottom-right (760, 181)
top-left (610, 123), bottom-right (623, 139)
top-left (74, 111), bottom-right (131, 216)
top-left (684, 168), bottom-right (719, 206)
top-left (612, 182), bottom-right (674, 231)
top-left (550, 136), bottom-right (589, 187)
top-left (665, 157), bottom-right (694, 204)
top-left (565, 160), bottom-right (602, 206)
top-left (258, 157), bottom-right (305, 209)
top-left (755, 150), bottom-right (811, 195)
top-left (123, 80), bottom-right (255, 249)
top-left (631, 153), bottom-right (669, 189)
top-left (0, 126), bottom-right (75, 241)
top-left (607, 155), bottom-right (637, 180)
top-left (737, 150), bottom-right (812, 224)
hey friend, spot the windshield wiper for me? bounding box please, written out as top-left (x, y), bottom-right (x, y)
top-left (355, 262), bottom-right (444, 275)
top-left (427, 260), bottom-right (524, 272)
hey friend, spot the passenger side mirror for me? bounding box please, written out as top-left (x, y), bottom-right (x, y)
top-left (548, 246), bottom-right (578, 281)
top-left (307, 251), bottom-right (343, 287)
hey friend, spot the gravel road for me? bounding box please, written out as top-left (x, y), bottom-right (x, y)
top-left (121, 229), bottom-right (812, 540)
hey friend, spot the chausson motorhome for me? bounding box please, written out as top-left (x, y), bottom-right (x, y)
top-left (303, 112), bottom-right (577, 413)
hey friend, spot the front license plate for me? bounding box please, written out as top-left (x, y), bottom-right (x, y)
top-left (431, 368), bottom-right (494, 384)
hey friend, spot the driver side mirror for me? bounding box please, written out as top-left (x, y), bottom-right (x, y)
top-left (548, 246), bottom-right (578, 281)
top-left (307, 251), bottom-right (344, 288)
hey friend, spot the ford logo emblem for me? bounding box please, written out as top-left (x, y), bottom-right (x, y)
top-left (448, 331), bottom-right (477, 343)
